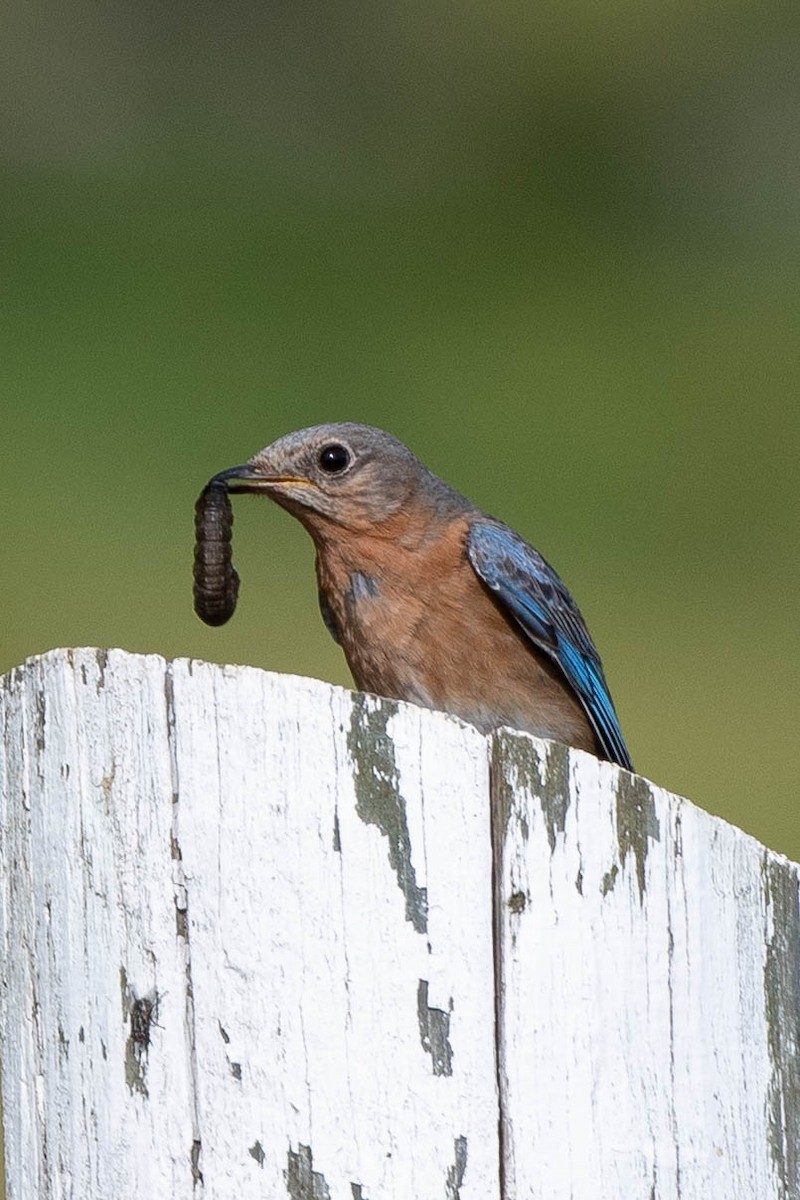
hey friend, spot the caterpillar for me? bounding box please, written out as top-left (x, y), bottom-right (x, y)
top-left (193, 479), bottom-right (240, 626)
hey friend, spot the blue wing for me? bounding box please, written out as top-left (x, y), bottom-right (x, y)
top-left (466, 521), bottom-right (633, 770)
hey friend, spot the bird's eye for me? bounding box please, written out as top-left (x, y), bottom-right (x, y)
top-left (318, 444), bottom-right (351, 474)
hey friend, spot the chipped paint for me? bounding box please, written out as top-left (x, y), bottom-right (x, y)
top-left (249, 1140), bottom-right (266, 1167)
top-left (190, 1139), bottom-right (203, 1185)
top-left (615, 772), bottom-right (660, 903)
top-left (601, 863), bottom-right (619, 897)
top-left (120, 969), bottom-right (155, 1098)
top-left (285, 1143), bottom-right (332, 1200)
top-left (445, 1135), bottom-right (468, 1199)
top-left (347, 694), bottom-right (427, 933)
top-left (94, 647), bottom-right (108, 691)
top-left (536, 743), bottom-right (571, 853)
top-left (175, 904), bottom-right (189, 940)
top-left (33, 688), bottom-right (46, 752)
top-left (491, 733), bottom-right (571, 853)
top-left (123, 1032), bottom-right (145, 1099)
top-left (764, 854), bottom-right (800, 1193)
top-left (417, 979), bottom-right (454, 1076)
top-left (119, 965), bottom-right (129, 1019)
top-left (491, 734), bottom-right (537, 839)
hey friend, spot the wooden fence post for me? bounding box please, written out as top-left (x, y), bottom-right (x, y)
top-left (0, 648), bottom-right (797, 1199)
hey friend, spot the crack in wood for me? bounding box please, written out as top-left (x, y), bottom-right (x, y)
top-left (165, 664), bottom-right (204, 1189)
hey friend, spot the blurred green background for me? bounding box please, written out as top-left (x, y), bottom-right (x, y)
top-left (2, 0), bottom-right (797, 862)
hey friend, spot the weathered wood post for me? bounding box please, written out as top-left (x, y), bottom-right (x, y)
top-left (0, 648), bottom-right (798, 1199)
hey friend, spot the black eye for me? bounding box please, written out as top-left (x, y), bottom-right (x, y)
top-left (318, 443), bottom-right (351, 474)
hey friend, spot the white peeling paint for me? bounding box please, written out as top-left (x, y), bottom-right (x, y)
top-left (493, 732), bottom-right (800, 1200)
top-left (0, 651), bottom-right (497, 1200)
top-left (0, 650), bottom-right (798, 1200)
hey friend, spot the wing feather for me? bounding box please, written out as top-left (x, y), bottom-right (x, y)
top-left (467, 521), bottom-right (633, 770)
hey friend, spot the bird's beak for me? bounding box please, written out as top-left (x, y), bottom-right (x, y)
top-left (210, 464), bottom-right (312, 494)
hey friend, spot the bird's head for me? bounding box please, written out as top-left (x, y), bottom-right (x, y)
top-left (214, 422), bottom-right (464, 536)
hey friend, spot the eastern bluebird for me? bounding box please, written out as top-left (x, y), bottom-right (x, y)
top-left (194, 423), bottom-right (633, 770)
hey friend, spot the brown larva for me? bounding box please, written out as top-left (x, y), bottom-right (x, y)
top-left (193, 479), bottom-right (240, 626)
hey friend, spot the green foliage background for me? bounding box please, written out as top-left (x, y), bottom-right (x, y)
top-left (2, 0), bottom-right (797, 874)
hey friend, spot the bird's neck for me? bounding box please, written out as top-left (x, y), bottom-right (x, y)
top-left (308, 503), bottom-right (448, 565)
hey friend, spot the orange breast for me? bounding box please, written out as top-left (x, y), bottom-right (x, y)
top-left (315, 514), bottom-right (596, 753)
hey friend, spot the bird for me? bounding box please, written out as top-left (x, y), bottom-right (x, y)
top-left (201, 422), bottom-right (633, 770)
